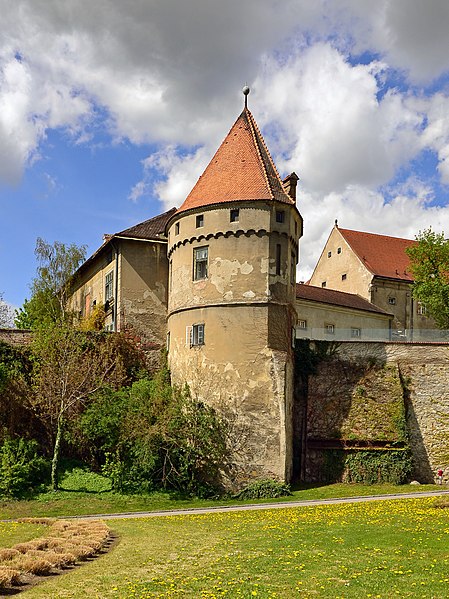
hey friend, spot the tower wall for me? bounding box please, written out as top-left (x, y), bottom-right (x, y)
top-left (167, 202), bottom-right (301, 485)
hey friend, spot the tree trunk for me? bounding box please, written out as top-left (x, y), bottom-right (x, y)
top-left (51, 414), bottom-right (64, 491)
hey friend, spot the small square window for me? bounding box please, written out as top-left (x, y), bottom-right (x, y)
top-left (388, 297), bottom-right (396, 305)
top-left (351, 327), bottom-right (361, 338)
top-left (325, 323), bottom-right (335, 334)
top-left (230, 208), bottom-right (239, 222)
top-left (342, 273), bottom-right (347, 281)
top-left (321, 281), bottom-right (326, 288)
top-left (191, 324), bottom-right (205, 346)
top-left (328, 251), bottom-right (332, 258)
top-left (196, 214), bottom-right (204, 228)
top-left (337, 247), bottom-right (342, 254)
top-left (175, 222), bottom-right (180, 235)
top-left (276, 210), bottom-right (285, 223)
top-left (298, 320), bottom-right (307, 330)
top-left (194, 246), bottom-right (208, 280)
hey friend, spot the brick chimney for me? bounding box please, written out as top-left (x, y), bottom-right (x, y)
top-left (282, 172), bottom-right (299, 202)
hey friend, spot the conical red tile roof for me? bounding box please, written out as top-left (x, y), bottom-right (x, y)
top-left (176, 108), bottom-right (295, 213)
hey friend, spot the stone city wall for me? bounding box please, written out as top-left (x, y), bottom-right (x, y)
top-left (300, 341), bottom-right (449, 484)
top-left (0, 329), bottom-right (32, 346)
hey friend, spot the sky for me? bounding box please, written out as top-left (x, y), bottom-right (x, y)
top-left (1, 0), bottom-right (449, 314)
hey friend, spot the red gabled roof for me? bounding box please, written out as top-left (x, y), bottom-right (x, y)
top-left (338, 228), bottom-right (417, 282)
top-left (296, 284), bottom-right (391, 316)
top-left (176, 108), bottom-right (295, 214)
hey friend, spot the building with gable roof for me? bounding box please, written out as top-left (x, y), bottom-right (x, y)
top-left (68, 208), bottom-right (176, 368)
top-left (309, 222), bottom-right (434, 339)
top-left (295, 283), bottom-right (393, 341)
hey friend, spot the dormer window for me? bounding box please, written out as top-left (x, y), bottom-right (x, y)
top-left (196, 214), bottom-right (204, 228)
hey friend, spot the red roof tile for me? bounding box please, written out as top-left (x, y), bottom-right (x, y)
top-left (296, 283), bottom-right (391, 316)
top-left (338, 228), bottom-right (417, 282)
top-left (176, 108), bottom-right (295, 213)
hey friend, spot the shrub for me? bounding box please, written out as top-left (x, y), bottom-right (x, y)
top-left (233, 479), bottom-right (292, 500)
top-left (323, 449), bottom-right (412, 485)
top-left (0, 437), bottom-right (50, 498)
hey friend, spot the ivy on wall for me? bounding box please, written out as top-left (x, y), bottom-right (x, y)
top-left (322, 448), bottom-right (412, 485)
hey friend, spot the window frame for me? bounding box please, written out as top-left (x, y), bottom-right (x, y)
top-left (275, 210), bottom-right (285, 223)
top-left (196, 214), bottom-right (204, 228)
top-left (190, 323), bottom-right (205, 347)
top-left (351, 327), bottom-right (361, 338)
top-left (325, 323), bottom-right (335, 335)
top-left (230, 208), bottom-right (239, 222)
top-left (193, 246), bottom-right (208, 281)
top-left (105, 271), bottom-right (114, 302)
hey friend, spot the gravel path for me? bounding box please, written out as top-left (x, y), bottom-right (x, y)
top-left (70, 489), bottom-right (449, 520)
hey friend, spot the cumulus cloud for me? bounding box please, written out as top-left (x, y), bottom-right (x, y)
top-left (2, 0), bottom-right (449, 272)
top-left (254, 44), bottom-right (424, 194)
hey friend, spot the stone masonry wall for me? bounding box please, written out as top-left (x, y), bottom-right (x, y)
top-left (302, 341), bottom-right (449, 484)
top-left (0, 329), bottom-right (32, 346)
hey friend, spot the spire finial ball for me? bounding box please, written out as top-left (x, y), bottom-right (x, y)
top-left (242, 85), bottom-right (250, 96)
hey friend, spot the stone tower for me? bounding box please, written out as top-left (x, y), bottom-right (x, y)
top-left (166, 102), bottom-right (303, 484)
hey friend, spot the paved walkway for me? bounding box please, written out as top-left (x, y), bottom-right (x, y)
top-left (72, 489), bottom-right (449, 520)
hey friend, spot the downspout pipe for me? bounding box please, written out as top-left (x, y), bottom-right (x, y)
top-left (110, 240), bottom-right (119, 332)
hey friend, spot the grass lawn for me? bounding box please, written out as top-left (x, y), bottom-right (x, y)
top-left (17, 496), bottom-right (449, 598)
top-left (0, 466), bottom-right (445, 519)
top-left (0, 521), bottom-right (47, 548)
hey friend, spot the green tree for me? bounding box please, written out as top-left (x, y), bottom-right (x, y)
top-left (31, 324), bottom-right (141, 490)
top-left (406, 228), bottom-right (449, 329)
top-left (82, 365), bottom-right (229, 496)
top-left (15, 238), bottom-right (86, 328)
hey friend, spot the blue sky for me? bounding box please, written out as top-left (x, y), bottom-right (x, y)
top-left (1, 0), bottom-right (449, 315)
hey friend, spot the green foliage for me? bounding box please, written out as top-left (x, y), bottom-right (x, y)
top-left (59, 464), bottom-right (112, 493)
top-left (81, 366), bottom-right (229, 496)
top-left (323, 449), bottom-right (412, 485)
top-left (16, 237), bottom-right (87, 328)
top-left (406, 228), bottom-right (449, 329)
top-left (0, 437), bottom-right (50, 498)
top-left (233, 479), bottom-right (292, 499)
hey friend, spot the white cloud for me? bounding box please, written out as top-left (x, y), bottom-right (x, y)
top-left (254, 44), bottom-right (424, 194)
top-left (297, 182), bottom-right (449, 282)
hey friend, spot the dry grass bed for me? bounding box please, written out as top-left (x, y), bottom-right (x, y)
top-left (0, 518), bottom-right (112, 595)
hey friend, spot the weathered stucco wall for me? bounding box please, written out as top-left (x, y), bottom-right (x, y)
top-left (301, 341), bottom-right (449, 484)
top-left (168, 305), bottom-right (294, 486)
top-left (309, 227), bottom-right (373, 298)
top-left (119, 239), bottom-right (168, 370)
top-left (295, 299), bottom-right (391, 341)
top-left (167, 201), bottom-right (300, 486)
